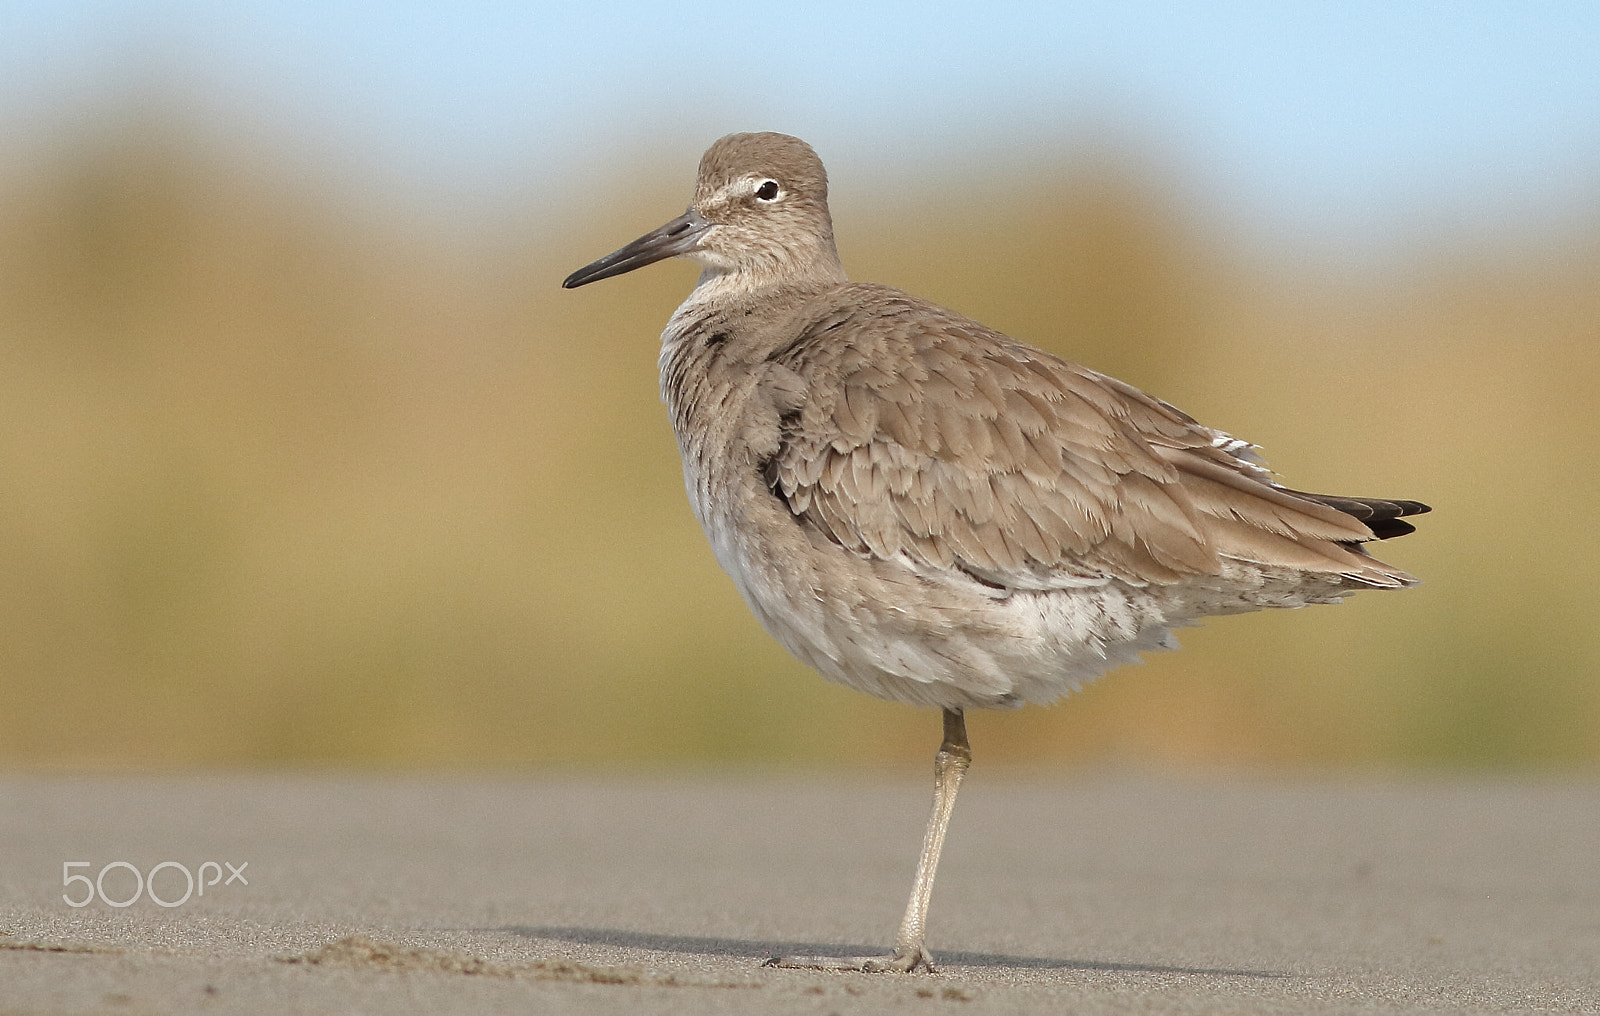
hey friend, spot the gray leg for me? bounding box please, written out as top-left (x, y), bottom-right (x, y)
top-left (765, 708), bottom-right (971, 973)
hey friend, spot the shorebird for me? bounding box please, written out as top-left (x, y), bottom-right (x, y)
top-left (562, 132), bottom-right (1428, 973)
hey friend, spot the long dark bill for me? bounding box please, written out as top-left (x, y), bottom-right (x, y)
top-left (562, 209), bottom-right (711, 289)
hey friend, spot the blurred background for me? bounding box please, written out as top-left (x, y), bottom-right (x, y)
top-left (0, 2), bottom-right (1596, 770)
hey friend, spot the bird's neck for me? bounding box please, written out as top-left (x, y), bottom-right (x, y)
top-left (669, 269), bottom-right (843, 355)
top-left (686, 229), bottom-right (847, 300)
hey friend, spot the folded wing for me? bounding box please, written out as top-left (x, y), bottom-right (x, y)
top-left (762, 285), bottom-right (1427, 592)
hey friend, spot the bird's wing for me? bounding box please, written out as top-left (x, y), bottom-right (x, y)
top-left (762, 285), bottom-right (1411, 590)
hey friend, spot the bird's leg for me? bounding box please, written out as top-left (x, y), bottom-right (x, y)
top-left (765, 708), bottom-right (971, 974)
top-left (875, 707), bottom-right (971, 972)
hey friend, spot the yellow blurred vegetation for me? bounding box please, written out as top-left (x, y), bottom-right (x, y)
top-left (1, 110), bottom-right (1596, 769)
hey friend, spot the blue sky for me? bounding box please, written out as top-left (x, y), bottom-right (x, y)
top-left (3, 2), bottom-right (1597, 247)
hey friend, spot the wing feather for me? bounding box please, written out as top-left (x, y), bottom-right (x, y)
top-left (763, 284), bottom-right (1420, 591)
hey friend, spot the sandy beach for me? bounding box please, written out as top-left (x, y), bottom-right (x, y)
top-left (2, 772), bottom-right (1597, 1014)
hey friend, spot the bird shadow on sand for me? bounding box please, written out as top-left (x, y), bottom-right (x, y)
top-left (497, 925), bottom-right (1284, 978)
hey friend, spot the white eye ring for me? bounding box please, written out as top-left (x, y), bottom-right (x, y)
top-left (754, 179), bottom-right (781, 202)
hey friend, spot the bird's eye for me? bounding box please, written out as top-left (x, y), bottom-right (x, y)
top-left (754, 179), bottom-right (781, 202)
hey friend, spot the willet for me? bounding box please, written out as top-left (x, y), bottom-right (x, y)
top-left (562, 132), bottom-right (1428, 973)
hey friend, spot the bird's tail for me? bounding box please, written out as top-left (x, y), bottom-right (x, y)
top-left (1280, 491), bottom-right (1431, 540)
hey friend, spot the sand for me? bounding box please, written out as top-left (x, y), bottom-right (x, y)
top-left (2, 771), bottom-right (1597, 1014)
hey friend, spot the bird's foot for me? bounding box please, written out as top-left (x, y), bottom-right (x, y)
top-left (763, 945), bottom-right (936, 973)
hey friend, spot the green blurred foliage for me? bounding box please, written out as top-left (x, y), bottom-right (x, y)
top-left (0, 112), bottom-right (1596, 769)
